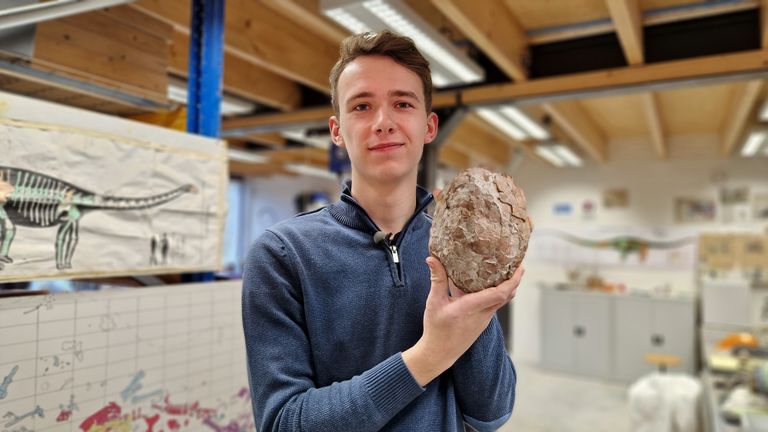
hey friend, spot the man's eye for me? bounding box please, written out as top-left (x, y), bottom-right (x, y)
top-left (396, 102), bottom-right (413, 109)
top-left (353, 104), bottom-right (369, 111)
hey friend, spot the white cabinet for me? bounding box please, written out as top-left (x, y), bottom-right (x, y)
top-left (541, 288), bottom-right (614, 378)
top-left (614, 296), bottom-right (696, 382)
top-left (541, 287), bottom-right (696, 382)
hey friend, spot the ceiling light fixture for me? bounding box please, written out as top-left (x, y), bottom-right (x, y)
top-left (320, 0), bottom-right (484, 87)
top-left (0, 0), bottom-right (132, 30)
top-left (475, 105), bottom-right (551, 142)
top-left (535, 143), bottom-right (583, 167)
top-left (741, 130), bottom-right (767, 157)
top-left (168, 79), bottom-right (256, 116)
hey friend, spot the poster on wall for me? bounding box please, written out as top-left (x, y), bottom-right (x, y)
top-left (0, 92), bottom-right (228, 282)
top-left (674, 197), bottom-right (716, 223)
top-left (0, 280), bottom-right (255, 432)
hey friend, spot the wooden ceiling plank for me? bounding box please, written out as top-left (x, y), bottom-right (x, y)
top-left (641, 92), bottom-right (667, 159)
top-left (542, 101), bottom-right (608, 162)
top-left (433, 0), bottom-right (528, 82)
top-left (720, 79), bottom-right (764, 156)
top-left (762, 0), bottom-right (768, 48)
top-left (605, 0), bottom-right (644, 65)
top-left (169, 30), bottom-right (301, 111)
top-left (260, 0), bottom-right (347, 44)
top-left (243, 132), bottom-right (287, 148)
top-left (229, 160), bottom-right (293, 177)
top-left (133, 0), bottom-right (337, 93)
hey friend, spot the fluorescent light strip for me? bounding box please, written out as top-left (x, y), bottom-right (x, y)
top-left (361, 0), bottom-right (482, 84)
top-left (281, 130), bottom-right (332, 149)
top-left (476, 108), bottom-right (527, 141)
top-left (167, 80), bottom-right (255, 116)
top-left (741, 130), bottom-right (767, 157)
top-left (552, 145), bottom-right (583, 166)
top-left (499, 106), bottom-right (550, 140)
top-left (285, 163), bottom-right (338, 179)
top-left (534, 146), bottom-right (565, 167)
top-left (760, 99), bottom-right (768, 122)
top-left (324, 7), bottom-right (371, 34)
top-left (228, 148), bottom-right (270, 164)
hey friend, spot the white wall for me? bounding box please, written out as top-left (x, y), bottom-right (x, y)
top-left (243, 174), bottom-right (342, 250)
top-left (511, 133), bottom-right (768, 364)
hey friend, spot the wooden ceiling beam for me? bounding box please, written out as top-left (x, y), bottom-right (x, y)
top-left (641, 92), bottom-right (667, 159)
top-left (219, 50), bottom-right (768, 134)
top-left (229, 160), bottom-right (293, 177)
top-left (542, 101), bottom-right (608, 163)
top-left (458, 49), bottom-right (768, 107)
top-left (169, 30), bottom-right (301, 111)
top-left (433, 0), bottom-right (528, 82)
top-left (260, 0), bottom-right (347, 44)
top-left (720, 80), bottom-right (764, 156)
top-left (605, 0), bottom-right (644, 65)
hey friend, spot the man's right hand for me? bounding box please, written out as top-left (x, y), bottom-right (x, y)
top-left (402, 256), bottom-right (524, 387)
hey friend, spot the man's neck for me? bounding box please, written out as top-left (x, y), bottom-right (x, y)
top-left (350, 174), bottom-right (417, 235)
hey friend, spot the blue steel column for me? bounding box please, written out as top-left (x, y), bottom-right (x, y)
top-left (187, 0), bottom-right (225, 136)
top-left (186, 0), bottom-right (224, 283)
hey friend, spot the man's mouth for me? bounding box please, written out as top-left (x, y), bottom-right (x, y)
top-left (370, 142), bottom-right (403, 151)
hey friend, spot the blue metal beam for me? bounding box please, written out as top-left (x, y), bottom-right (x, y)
top-left (186, 0), bottom-right (225, 283)
top-left (187, 0), bottom-right (225, 137)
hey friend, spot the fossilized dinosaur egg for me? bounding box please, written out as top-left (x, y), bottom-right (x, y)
top-left (429, 167), bottom-right (532, 293)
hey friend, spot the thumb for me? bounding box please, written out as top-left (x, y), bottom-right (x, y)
top-left (426, 256), bottom-right (449, 301)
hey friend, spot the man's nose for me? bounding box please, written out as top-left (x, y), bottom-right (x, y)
top-left (374, 108), bottom-right (395, 134)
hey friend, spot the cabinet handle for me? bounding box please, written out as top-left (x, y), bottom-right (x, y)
top-left (573, 326), bottom-right (585, 337)
top-left (651, 334), bottom-right (664, 346)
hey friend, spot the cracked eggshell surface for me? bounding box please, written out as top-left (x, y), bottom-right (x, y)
top-left (429, 167), bottom-right (532, 293)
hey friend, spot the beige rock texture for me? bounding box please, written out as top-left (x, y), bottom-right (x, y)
top-left (429, 167), bottom-right (532, 293)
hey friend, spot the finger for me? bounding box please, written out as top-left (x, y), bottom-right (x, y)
top-left (432, 188), bottom-right (442, 199)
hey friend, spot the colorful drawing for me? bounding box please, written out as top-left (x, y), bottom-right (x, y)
top-left (0, 166), bottom-right (196, 270)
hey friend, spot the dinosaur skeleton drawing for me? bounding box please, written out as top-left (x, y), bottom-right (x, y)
top-left (548, 230), bottom-right (695, 262)
top-left (0, 166), bottom-right (197, 270)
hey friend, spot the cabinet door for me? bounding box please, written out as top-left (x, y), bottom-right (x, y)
top-left (652, 299), bottom-right (696, 374)
top-left (541, 290), bottom-right (574, 373)
top-left (574, 295), bottom-right (613, 378)
top-left (614, 296), bottom-right (654, 382)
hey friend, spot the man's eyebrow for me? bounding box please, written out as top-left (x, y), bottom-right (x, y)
top-left (389, 90), bottom-right (420, 101)
top-left (347, 91), bottom-right (374, 103)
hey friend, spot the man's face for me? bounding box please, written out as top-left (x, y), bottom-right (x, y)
top-left (329, 55), bottom-right (438, 185)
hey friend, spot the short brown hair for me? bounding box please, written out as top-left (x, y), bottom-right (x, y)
top-left (329, 31), bottom-right (433, 116)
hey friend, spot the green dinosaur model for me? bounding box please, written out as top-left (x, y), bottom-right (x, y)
top-left (0, 166), bottom-right (196, 270)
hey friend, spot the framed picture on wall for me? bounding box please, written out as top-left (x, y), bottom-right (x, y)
top-left (674, 197), bottom-right (716, 223)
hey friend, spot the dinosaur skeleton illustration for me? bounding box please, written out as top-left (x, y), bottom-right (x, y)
top-left (0, 166), bottom-right (197, 270)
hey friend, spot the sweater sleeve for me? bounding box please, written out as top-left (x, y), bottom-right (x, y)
top-left (450, 315), bottom-right (517, 432)
top-left (242, 230), bottom-right (424, 432)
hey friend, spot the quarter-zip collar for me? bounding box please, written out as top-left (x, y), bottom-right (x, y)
top-left (329, 180), bottom-right (433, 242)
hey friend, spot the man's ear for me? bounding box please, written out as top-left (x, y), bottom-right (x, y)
top-left (329, 116), bottom-right (345, 148)
top-left (424, 112), bottom-right (439, 144)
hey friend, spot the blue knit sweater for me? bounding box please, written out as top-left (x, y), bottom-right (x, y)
top-left (242, 184), bottom-right (516, 431)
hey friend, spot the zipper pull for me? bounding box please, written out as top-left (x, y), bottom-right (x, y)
top-left (390, 245), bottom-right (400, 263)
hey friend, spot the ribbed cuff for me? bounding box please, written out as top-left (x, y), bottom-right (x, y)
top-left (362, 353), bottom-right (424, 419)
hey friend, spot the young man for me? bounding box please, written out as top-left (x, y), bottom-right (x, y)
top-left (242, 31), bottom-right (523, 431)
